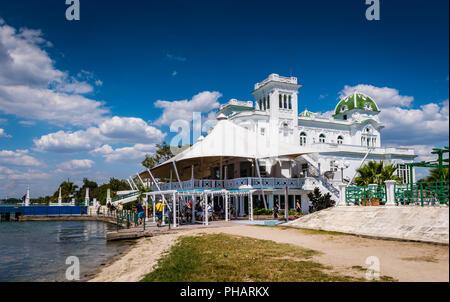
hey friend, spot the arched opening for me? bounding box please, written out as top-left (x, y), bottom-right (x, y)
top-left (319, 133), bottom-right (326, 143)
top-left (300, 132), bottom-right (307, 146)
top-left (337, 135), bottom-right (343, 144)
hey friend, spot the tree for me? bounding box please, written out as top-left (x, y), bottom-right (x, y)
top-left (307, 187), bottom-right (335, 213)
top-left (354, 161), bottom-right (402, 186)
top-left (418, 167), bottom-right (449, 183)
top-left (141, 142), bottom-right (174, 169)
top-left (52, 180), bottom-right (78, 202)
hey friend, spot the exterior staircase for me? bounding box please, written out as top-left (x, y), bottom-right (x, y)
top-left (112, 190), bottom-right (140, 206)
top-left (300, 154), bottom-right (340, 202)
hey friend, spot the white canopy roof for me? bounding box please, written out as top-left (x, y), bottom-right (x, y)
top-left (144, 118), bottom-right (319, 179)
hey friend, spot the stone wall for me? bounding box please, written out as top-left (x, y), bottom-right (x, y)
top-left (286, 206), bottom-right (449, 245)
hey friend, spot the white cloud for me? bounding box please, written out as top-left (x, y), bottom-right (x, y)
top-left (33, 127), bottom-right (101, 153)
top-left (340, 84), bottom-right (448, 146)
top-left (0, 128), bottom-right (11, 138)
top-left (98, 116), bottom-right (166, 144)
top-left (0, 85), bottom-right (108, 126)
top-left (58, 159), bottom-right (94, 170)
top-left (380, 100), bottom-right (449, 145)
top-left (166, 53), bottom-right (186, 62)
top-left (172, 71), bottom-right (177, 77)
top-left (154, 91), bottom-right (222, 126)
top-left (18, 120), bottom-right (36, 126)
top-left (34, 116), bottom-right (166, 153)
top-left (0, 166), bottom-right (50, 181)
top-left (339, 84), bottom-right (414, 108)
top-left (92, 144), bottom-right (156, 163)
top-left (0, 149), bottom-right (41, 166)
top-left (0, 19), bottom-right (109, 126)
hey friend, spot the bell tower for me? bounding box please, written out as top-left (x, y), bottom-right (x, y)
top-left (251, 74), bottom-right (301, 144)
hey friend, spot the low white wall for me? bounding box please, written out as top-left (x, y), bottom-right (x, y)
top-left (286, 206), bottom-right (449, 245)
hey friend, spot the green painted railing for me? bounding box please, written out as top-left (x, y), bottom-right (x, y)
top-left (394, 181), bottom-right (449, 205)
top-left (345, 185), bottom-right (387, 206)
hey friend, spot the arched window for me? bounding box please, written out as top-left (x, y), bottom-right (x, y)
top-left (340, 105), bottom-right (347, 113)
top-left (279, 95), bottom-right (282, 108)
top-left (364, 102), bottom-right (372, 111)
top-left (284, 95), bottom-right (287, 108)
top-left (337, 135), bottom-right (343, 144)
top-left (319, 134), bottom-right (326, 143)
top-left (300, 132), bottom-right (307, 146)
top-left (288, 95), bottom-right (292, 109)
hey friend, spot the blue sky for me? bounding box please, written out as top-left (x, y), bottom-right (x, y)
top-left (0, 0), bottom-right (448, 197)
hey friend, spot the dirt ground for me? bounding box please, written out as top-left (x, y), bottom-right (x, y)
top-left (90, 223), bottom-right (449, 282)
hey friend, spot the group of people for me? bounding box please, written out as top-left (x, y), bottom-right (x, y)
top-left (272, 198), bottom-right (302, 218)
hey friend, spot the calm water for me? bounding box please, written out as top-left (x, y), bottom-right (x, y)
top-left (0, 220), bottom-right (132, 282)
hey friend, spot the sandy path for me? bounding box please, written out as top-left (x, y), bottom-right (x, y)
top-left (91, 224), bottom-right (449, 282)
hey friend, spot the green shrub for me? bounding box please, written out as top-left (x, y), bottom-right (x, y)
top-left (253, 208), bottom-right (274, 215)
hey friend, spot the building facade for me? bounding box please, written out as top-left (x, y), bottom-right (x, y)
top-left (147, 74), bottom-right (416, 214)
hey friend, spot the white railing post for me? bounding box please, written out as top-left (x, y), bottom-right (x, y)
top-left (385, 180), bottom-right (396, 206)
top-left (337, 184), bottom-right (347, 206)
top-left (225, 192), bottom-right (229, 221)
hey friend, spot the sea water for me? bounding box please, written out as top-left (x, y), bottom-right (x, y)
top-left (0, 220), bottom-right (132, 281)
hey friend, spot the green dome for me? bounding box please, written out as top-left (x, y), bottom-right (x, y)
top-left (299, 108), bottom-right (315, 117)
top-left (334, 92), bottom-right (379, 116)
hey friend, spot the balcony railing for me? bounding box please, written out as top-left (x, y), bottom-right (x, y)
top-left (151, 177), bottom-right (307, 191)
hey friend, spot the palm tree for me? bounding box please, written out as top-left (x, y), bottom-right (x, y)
top-left (418, 167), bottom-right (449, 183)
top-left (53, 181), bottom-right (78, 201)
top-left (354, 161), bottom-right (402, 186)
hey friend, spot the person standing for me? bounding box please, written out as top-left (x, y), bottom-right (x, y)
top-left (136, 202), bottom-right (145, 225)
top-left (296, 199), bottom-right (301, 213)
top-left (274, 199), bottom-right (279, 219)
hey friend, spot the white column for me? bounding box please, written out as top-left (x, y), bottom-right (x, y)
top-left (385, 180), bottom-right (396, 206)
top-left (268, 194), bottom-right (274, 209)
top-left (204, 194), bottom-right (208, 226)
top-left (284, 187), bottom-right (289, 220)
top-left (106, 189), bottom-right (111, 204)
top-left (192, 196), bottom-right (196, 224)
top-left (172, 192), bottom-right (177, 228)
top-left (249, 193), bottom-right (253, 221)
top-left (85, 187), bottom-right (89, 206)
top-left (25, 186), bottom-right (30, 207)
top-left (58, 187), bottom-right (62, 206)
top-left (239, 196), bottom-right (245, 217)
top-left (301, 193), bottom-right (310, 214)
top-left (162, 198), bottom-right (166, 226)
top-left (337, 184), bottom-right (347, 206)
top-left (152, 196), bottom-right (156, 223)
top-left (144, 196), bottom-right (148, 222)
top-left (225, 193), bottom-right (229, 221)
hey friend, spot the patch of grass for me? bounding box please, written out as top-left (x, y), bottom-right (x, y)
top-left (352, 265), bottom-right (366, 272)
top-left (295, 228), bottom-right (347, 236)
top-left (250, 224), bottom-right (347, 236)
top-left (141, 233), bottom-right (364, 282)
top-left (401, 256), bottom-right (439, 263)
top-left (379, 275), bottom-right (397, 282)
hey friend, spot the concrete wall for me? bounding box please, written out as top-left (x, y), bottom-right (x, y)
top-left (286, 206), bottom-right (449, 245)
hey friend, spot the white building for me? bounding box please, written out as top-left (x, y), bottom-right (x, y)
top-left (217, 73), bottom-right (415, 185)
top-left (144, 74), bottom-right (416, 214)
